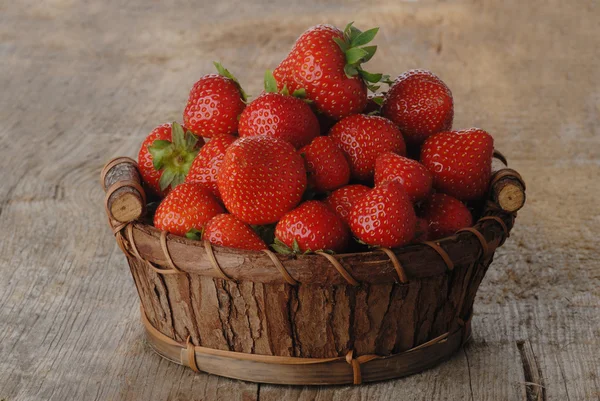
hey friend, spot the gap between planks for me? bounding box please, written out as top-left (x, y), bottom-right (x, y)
top-left (517, 339), bottom-right (547, 401)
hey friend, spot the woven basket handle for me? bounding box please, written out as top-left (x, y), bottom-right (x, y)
top-left (101, 157), bottom-right (146, 224)
top-left (490, 150), bottom-right (526, 213)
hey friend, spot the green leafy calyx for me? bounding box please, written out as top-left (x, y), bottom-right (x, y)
top-left (186, 228), bottom-right (203, 241)
top-left (335, 22), bottom-right (385, 91)
top-left (264, 70), bottom-right (279, 93)
top-left (148, 122), bottom-right (201, 191)
top-left (214, 61), bottom-right (248, 102)
top-left (263, 70), bottom-right (311, 102)
top-left (271, 238), bottom-right (311, 255)
top-left (371, 96), bottom-right (384, 106)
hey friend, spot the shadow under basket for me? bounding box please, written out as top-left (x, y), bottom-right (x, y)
top-left (101, 153), bottom-right (526, 385)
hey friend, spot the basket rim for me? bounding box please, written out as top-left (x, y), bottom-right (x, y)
top-left (117, 210), bottom-right (514, 285)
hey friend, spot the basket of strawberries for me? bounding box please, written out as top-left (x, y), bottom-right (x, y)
top-left (102, 22), bottom-right (525, 385)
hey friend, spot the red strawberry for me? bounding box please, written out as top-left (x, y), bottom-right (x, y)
top-left (274, 201), bottom-right (349, 253)
top-left (419, 193), bottom-right (472, 240)
top-left (300, 136), bottom-right (350, 192)
top-left (382, 69), bottom-right (453, 145)
top-left (412, 217), bottom-right (430, 243)
top-left (328, 114), bottom-right (406, 181)
top-left (217, 136), bottom-right (306, 225)
top-left (349, 180), bottom-right (416, 248)
top-left (154, 182), bottom-right (224, 237)
top-left (138, 122), bottom-right (204, 197)
top-left (185, 134), bottom-right (237, 199)
top-left (323, 184), bottom-right (371, 226)
top-left (420, 128), bottom-right (494, 200)
top-left (239, 93), bottom-right (319, 149)
top-left (238, 71), bottom-right (319, 149)
top-left (374, 152), bottom-right (432, 203)
top-left (273, 23), bottom-right (383, 120)
top-left (183, 62), bottom-right (246, 138)
top-left (203, 214), bottom-right (267, 251)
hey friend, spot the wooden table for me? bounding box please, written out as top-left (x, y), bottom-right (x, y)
top-left (1, 0), bottom-right (598, 399)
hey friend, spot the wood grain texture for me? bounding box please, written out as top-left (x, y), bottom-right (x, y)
top-left (491, 157), bottom-right (526, 212)
top-left (0, 0), bottom-right (598, 400)
top-left (103, 160), bottom-right (145, 223)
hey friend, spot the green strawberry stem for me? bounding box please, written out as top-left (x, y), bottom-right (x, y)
top-left (148, 122), bottom-right (200, 191)
top-left (381, 76), bottom-right (395, 86)
top-left (334, 22), bottom-right (386, 91)
top-left (214, 61), bottom-right (248, 102)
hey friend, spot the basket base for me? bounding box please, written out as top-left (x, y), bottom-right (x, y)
top-left (141, 309), bottom-right (471, 385)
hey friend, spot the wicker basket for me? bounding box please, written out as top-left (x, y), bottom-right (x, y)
top-left (101, 152), bottom-right (525, 385)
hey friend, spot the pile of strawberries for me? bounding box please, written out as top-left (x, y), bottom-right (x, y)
top-left (137, 23), bottom-right (494, 254)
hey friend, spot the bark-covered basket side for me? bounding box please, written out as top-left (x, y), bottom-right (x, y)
top-left (128, 248), bottom-right (494, 358)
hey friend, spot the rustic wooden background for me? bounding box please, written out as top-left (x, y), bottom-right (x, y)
top-left (1, 0), bottom-right (598, 399)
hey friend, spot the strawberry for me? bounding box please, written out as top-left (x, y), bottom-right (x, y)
top-left (328, 114), bottom-right (406, 181)
top-left (323, 184), bottom-right (371, 226)
top-left (238, 71), bottom-right (319, 149)
top-left (217, 136), bottom-right (306, 225)
top-left (203, 214), bottom-right (267, 251)
top-left (349, 180), bottom-right (416, 248)
top-left (419, 193), bottom-right (472, 240)
top-left (185, 134), bottom-right (237, 199)
top-left (138, 122), bottom-right (203, 197)
top-left (300, 136), bottom-right (350, 192)
top-left (374, 152), bottom-right (432, 203)
top-left (382, 69), bottom-right (453, 145)
top-left (183, 62), bottom-right (246, 138)
top-left (273, 201), bottom-right (349, 253)
top-left (273, 23), bottom-right (384, 120)
top-left (420, 128), bottom-right (494, 200)
top-left (412, 217), bottom-right (430, 243)
top-left (154, 182), bottom-right (224, 237)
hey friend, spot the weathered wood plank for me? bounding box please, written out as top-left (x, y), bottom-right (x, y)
top-left (0, 0), bottom-right (599, 399)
